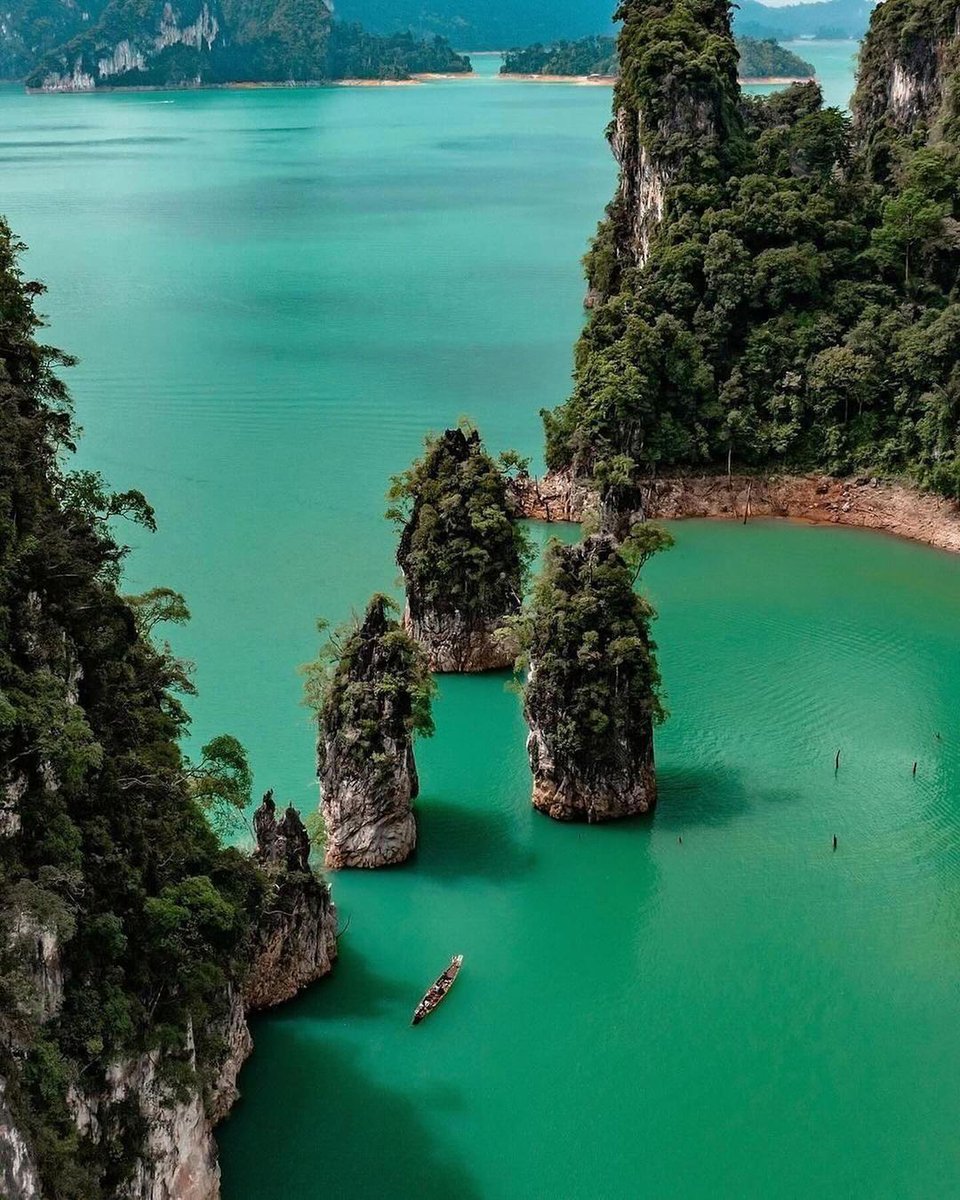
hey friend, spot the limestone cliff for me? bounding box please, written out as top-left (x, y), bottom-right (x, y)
top-left (853, 0), bottom-right (960, 174)
top-left (318, 596), bottom-right (432, 869)
top-left (522, 535), bottom-right (661, 823)
top-left (23, 0), bottom-right (469, 89)
top-left (544, 0), bottom-right (960, 520)
top-left (29, 0), bottom-right (334, 90)
top-left (246, 792), bottom-right (338, 1005)
top-left (392, 427), bottom-right (529, 672)
top-left (596, 0), bottom-right (744, 283)
top-left (0, 218), bottom-right (338, 1199)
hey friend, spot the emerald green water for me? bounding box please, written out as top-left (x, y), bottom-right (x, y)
top-left (5, 44), bottom-right (960, 1199)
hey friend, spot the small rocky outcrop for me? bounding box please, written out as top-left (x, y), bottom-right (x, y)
top-left (522, 535), bottom-right (663, 822)
top-left (318, 596), bottom-right (433, 868)
top-left (245, 792), bottom-right (338, 1008)
top-left (390, 426), bottom-right (529, 671)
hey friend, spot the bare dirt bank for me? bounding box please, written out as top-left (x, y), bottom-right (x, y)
top-left (511, 470), bottom-right (960, 554)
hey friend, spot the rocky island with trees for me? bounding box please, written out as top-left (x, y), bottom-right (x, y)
top-left (388, 426), bottom-right (532, 672)
top-left (499, 33), bottom-right (813, 82)
top-left (309, 595), bottom-right (435, 869)
top-left (520, 532), bottom-right (667, 822)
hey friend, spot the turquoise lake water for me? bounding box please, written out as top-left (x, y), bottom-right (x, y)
top-left (5, 41), bottom-right (960, 1199)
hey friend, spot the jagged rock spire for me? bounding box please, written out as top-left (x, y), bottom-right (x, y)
top-left (319, 595), bottom-right (432, 868)
top-left (253, 790), bottom-right (311, 873)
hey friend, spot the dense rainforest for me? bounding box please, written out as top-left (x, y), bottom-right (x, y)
top-left (543, 0), bottom-right (960, 510)
top-left (500, 34), bottom-right (813, 79)
top-left (5, 0), bottom-right (468, 88)
top-left (0, 219), bottom-right (334, 1196)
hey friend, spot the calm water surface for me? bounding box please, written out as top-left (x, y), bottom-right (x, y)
top-left (4, 45), bottom-right (959, 1200)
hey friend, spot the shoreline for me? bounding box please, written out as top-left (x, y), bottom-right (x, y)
top-left (498, 72), bottom-right (617, 85)
top-left (26, 71), bottom-right (475, 95)
top-left (498, 72), bottom-right (815, 86)
top-left (511, 470), bottom-right (960, 555)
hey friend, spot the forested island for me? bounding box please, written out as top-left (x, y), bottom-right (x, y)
top-left (500, 34), bottom-right (813, 81)
top-left (736, 36), bottom-right (814, 79)
top-left (530, 0), bottom-right (960, 536)
top-left (1, 0), bottom-right (469, 89)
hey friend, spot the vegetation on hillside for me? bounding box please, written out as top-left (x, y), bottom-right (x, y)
top-left (501, 36), bottom-right (617, 76)
top-left (332, 0), bottom-right (871, 50)
top-left (22, 0), bottom-right (468, 87)
top-left (0, 219), bottom-right (264, 1195)
top-left (501, 34), bottom-right (812, 79)
top-left (544, 0), bottom-right (960, 502)
top-left (387, 426), bottom-right (532, 629)
top-left (326, 25), bottom-right (469, 78)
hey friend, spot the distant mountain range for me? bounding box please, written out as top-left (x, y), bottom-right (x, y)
top-left (333, 0), bottom-right (876, 48)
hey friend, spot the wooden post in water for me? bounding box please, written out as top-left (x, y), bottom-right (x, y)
top-left (835, 748), bottom-right (841, 772)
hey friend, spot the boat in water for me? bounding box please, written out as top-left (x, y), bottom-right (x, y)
top-left (411, 955), bottom-right (463, 1025)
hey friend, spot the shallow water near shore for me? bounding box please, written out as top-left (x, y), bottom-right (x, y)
top-left (4, 41), bottom-right (959, 1200)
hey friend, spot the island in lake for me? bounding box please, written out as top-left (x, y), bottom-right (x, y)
top-left (500, 32), bottom-right (815, 83)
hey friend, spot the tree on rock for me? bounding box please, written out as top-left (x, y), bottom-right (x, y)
top-left (519, 534), bottom-right (666, 822)
top-left (387, 425), bottom-right (532, 671)
top-left (307, 595), bottom-right (434, 868)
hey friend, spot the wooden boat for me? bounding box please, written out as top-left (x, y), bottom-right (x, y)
top-left (411, 955), bottom-right (463, 1025)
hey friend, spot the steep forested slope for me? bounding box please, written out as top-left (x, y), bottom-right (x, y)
top-left (0, 220), bottom-right (336, 1197)
top-left (543, 0), bottom-right (960, 514)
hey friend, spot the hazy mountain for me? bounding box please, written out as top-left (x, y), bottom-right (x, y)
top-left (332, 0), bottom-right (875, 48)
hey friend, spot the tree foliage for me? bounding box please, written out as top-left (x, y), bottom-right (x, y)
top-left (545, 0), bottom-right (960, 499)
top-left (388, 425), bottom-right (533, 626)
top-left (519, 535), bottom-right (665, 778)
top-left (0, 218), bottom-right (264, 1196)
top-left (308, 594), bottom-right (435, 783)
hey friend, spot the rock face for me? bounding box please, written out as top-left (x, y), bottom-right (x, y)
top-left (526, 707), bottom-right (657, 822)
top-left (523, 535), bottom-right (661, 823)
top-left (395, 427), bottom-right (526, 672)
top-left (0, 1078), bottom-right (42, 1200)
top-left (28, 0), bottom-right (333, 90)
top-left (402, 601), bottom-right (513, 673)
top-left (853, 0), bottom-right (960, 156)
top-left (58, 815), bottom-right (336, 1200)
top-left (246, 792), bottom-right (338, 1007)
top-left (319, 597), bottom-right (426, 869)
top-left (513, 469), bottom-right (960, 555)
top-left (602, 0), bottom-right (743, 276)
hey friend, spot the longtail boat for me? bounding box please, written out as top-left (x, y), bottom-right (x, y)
top-left (411, 955), bottom-right (463, 1025)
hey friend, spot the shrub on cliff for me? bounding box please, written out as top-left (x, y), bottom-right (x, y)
top-left (387, 425), bottom-right (532, 632)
